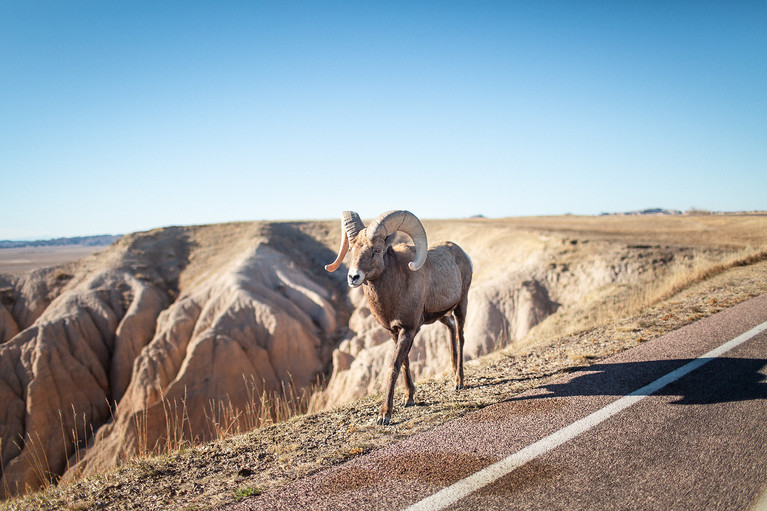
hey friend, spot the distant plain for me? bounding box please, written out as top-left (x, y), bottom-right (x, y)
top-left (0, 246), bottom-right (105, 274)
top-left (3, 212), bottom-right (765, 276)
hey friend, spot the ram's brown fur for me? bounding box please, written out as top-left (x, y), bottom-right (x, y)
top-left (362, 241), bottom-right (471, 330)
top-left (326, 211), bottom-right (472, 425)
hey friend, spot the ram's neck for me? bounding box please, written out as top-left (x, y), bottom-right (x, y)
top-left (362, 251), bottom-right (408, 331)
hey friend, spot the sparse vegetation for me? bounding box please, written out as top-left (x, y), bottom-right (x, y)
top-left (234, 486), bottom-right (262, 501)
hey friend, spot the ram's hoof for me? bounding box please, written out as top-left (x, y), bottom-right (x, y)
top-left (404, 400), bottom-right (415, 408)
top-left (455, 384), bottom-right (465, 391)
top-left (376, 415), bottom-right (391, 426)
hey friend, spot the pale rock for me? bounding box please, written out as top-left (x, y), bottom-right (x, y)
top-left (1, 224), bottom-right (345, 496)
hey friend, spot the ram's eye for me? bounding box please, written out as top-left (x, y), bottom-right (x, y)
top-left (374, 248), bottom-right (382, 254)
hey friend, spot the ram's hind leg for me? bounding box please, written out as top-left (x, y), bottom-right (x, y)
top-left (441, 313), bottom-right (464, 390)
top-left (453, 297), bottom-right (468, 390)
top-left (440, 314), bottom-right (459, 380)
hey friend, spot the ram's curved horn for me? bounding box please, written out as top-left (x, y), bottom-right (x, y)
top-left (367, 210), bottom-right (428, 271)
top-left (324, 229), bottom-right (348, 272)
top-left (324, 211), bottom-right (364, 272)
top-left (342, 210), bottom-right (364, 240)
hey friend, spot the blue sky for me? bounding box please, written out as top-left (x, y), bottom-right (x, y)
top-left (2, 1), bottom-right (765, 239)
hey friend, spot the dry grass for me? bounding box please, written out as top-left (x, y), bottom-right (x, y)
top-left (467, 213), bottom-right (767, 247)
top-left (127, 376), bottom-right (321, 462)
top-left (1, 376), bottom-right (319, 500)
top-left (518, 241), bottom-right (767, 349)
top-left (636, 245), bottom-right (767, 304)
top-left (597, 244), bottom-right (767, 323)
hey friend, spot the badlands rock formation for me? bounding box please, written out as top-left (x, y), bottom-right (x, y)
top-left (0, 222), bottom-right (348, 496)
top-left (0, 217), bottom-right (709, 496)
top-left (310, 222), bottom-right (689, 410)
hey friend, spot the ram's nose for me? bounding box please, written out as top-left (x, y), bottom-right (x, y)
top-left (347, 270), bottom-right (364, 288)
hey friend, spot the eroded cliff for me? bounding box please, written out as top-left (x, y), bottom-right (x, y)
top-left (0, 222), bottom-right (348, 496)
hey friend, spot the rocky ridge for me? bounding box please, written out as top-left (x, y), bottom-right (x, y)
top-left (0, 222), bottom-right (347, 496)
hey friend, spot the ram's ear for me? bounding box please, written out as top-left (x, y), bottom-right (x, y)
top-left (384, 232), bottom-right (397, 247)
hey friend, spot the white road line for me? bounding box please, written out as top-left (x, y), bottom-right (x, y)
top-left (406, 320), bottom-right (767, 511)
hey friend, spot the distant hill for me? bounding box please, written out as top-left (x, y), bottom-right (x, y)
top-left (600, 208), bottom-right (684, 216)
top-left (600, 208), bottom-right (767, 217)
top-left (0, 234), bottom-right (122, 249)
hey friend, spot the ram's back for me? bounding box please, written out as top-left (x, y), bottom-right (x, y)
top-left (422, 241), bottom-right (472, 315)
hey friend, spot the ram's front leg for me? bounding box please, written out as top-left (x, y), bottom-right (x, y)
top-left (378, 328), bottom-right (416, 425)
top-left (402, 355), bottom-right (416, 407)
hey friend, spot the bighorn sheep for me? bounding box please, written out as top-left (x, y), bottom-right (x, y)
top-left (325, 210), bottom-right (472, 425)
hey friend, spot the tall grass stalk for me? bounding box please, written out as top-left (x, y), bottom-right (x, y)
top-left (123, 375), bottom-right (321, 464)
top-left (161, 388), bottom-right (195, 455)
top-left (131, 407), bottom-right (149, 460)
top-left (12, 432), bottom-right (54, 496)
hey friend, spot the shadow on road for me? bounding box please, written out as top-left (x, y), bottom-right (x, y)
top-left (513, 357), bottom-right (767, 405)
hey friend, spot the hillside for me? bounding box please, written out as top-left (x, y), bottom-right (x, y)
top-left (0, 221), bottom-right (347, 497)
top-left (1, 214), bottom-right (767, 507)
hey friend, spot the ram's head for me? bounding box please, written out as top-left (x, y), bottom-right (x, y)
top-left (325, 210), bottom-right (428, 288)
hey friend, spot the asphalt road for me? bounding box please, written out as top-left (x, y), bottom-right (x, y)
top-left (231, 294), bottom-right (767, 510)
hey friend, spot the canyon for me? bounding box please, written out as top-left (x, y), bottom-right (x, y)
top-left (1, 214), bottom-right (764, 497)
